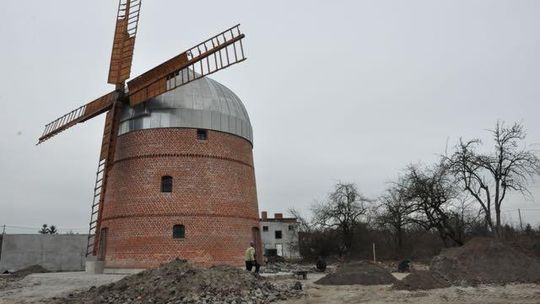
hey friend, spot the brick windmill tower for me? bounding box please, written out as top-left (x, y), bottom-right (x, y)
top-left (38, 0), bottom-right (261, 272)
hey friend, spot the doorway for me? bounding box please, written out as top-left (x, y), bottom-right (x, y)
top-left (97, 228), bottom-right (108, 261)
top-left (251, 227), bottom-right (262, 264)
top-left (276, 243), bottom-right (283, 257)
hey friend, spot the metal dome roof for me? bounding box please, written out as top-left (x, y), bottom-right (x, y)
top-left (118, 72), bottom-right (253, 144)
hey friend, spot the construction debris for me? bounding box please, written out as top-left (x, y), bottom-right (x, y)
top-left (315, 261), bottom-right (397, 285)
top-left (431, 237), bottom-right (540, 285)
top-left (44, 259), bottom-right (303, 304)
top-left (262, 261), bottom-right (312, 274)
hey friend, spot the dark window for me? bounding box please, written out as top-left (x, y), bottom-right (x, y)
top-left (197, 129), bottom-right (208, 141)
top-left (262, 226), bottom-right (268, 232)
top-left (173, 225), bottom-right (185, 239)
top-left (275, 230), bottom-right (282, 239)
top-left (288, 225), bottom-right (295, 231)
top-left (161, 176), bottom-right (173, 193)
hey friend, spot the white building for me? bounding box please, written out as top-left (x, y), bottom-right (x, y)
top-left (259, 211), bottom-right (300, 259)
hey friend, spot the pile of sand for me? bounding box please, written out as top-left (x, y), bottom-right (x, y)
top-left (45, 259), bottom-right (302, 304)
top-left (315, 261), bottom-right (397, 285)
top-left (431, 237), bottom-right (540, 285)
top-left (393, 270), bottom-right (450, 290)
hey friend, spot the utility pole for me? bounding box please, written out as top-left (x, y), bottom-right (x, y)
top-left (2, 224), bottom-right (5, 235)
top-left (518, 209), bottom-right (523, 231)
top-left (372, 243), bottom-right (377, 263)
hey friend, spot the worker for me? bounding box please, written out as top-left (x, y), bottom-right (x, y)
top-left (245, 242), bottom-right (256, 272)
top-left (398, 259), bottom-right (411, 272)
top-left (316, 256), bottom-right (327, 272)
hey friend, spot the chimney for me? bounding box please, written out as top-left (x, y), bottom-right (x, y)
top-left (274, 213), bottom-right (283, 219)
top-left (261, 211), bottom-right (268, 220)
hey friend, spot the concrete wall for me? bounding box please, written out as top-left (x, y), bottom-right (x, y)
top-left (260, 221), bottom-right (300, 258)
top-left (0, 234), bottom-right (88, 272)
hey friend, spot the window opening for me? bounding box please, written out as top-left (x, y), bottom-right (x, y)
top-left (197, 129), bottom-right (208, 141)
top-left (173, 225), bottom-right (185, 239)
top-left (161, 176), bottom-right (173, 193)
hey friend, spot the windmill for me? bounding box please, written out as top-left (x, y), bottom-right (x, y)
top-left (37, 0), bottom-right (247, 258)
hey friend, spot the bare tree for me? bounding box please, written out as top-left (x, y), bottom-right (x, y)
top-left (288, 208), bottom-right (312, 232)
top-left (445, 122), bottom-right (540, 237)
top-left (399, 163), bottom-right (464, 246)
top-left (376, 187), bottom-right (415, 254)
top-left (287, 208), bottom-right (310, 257)
top-left (311, 182), bottom-right (370, 253)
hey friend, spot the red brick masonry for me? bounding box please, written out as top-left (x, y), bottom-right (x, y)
top-left (100, 128), bottom-right (260, 269)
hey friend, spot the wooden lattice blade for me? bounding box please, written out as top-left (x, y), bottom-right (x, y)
top-left (37, 91), bottom-right (119, 144)
top-left (108, 0), bottom-right (142, 85)
top-left (88, 102), bottom-right (122, 257)
top-left (127, 24), bottom-right (246, 106)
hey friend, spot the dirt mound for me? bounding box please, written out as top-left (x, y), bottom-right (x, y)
top-left (393, 270), bottom-right (450, 290)
top-left (315, 261), bottom-right (397, 285)
top-left (45, 259), bottom-right (302, 304)
top-left (0, 265), bottom-right (49, 291)
top-left (431, 237), bottom-right (540, 285)
top-left (12, 265), bottom-right (49, 277)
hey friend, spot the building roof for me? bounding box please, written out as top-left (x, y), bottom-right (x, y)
top-left (118, 72), bottom-right (253, 143)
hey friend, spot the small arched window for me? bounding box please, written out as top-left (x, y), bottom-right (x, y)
top-left (173, 224), bottom-right (185, 239)
top-left (161, 175), bottom-right (173, 193)
top-left (197, 129), bottom-right (208, 141)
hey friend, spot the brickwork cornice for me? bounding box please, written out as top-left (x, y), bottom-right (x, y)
top-left (113, 152), bottom-right (253, 168)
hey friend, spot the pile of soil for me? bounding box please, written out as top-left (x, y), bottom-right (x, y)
top-left (393, 270), bottom-right (450, 290)
top-left (46, 259), bottom-right (302, 304)
top-left (315, 261), bottom-right (397, 285)
top-left (431, 237), bottom-right (540, 285)
top-left (11, 265), bottom-right (49, 277)
top-left (0, 265), bottom-right (49, 291)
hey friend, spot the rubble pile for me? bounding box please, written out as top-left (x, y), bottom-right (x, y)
top-left (46, 259), bottom-right (303, 304)
top-left (315, 261), bottom-right (397, 285)
top-left (431, 237), bottom-right (540, 285)
top-left (262, 262), bottom-right (312, 274)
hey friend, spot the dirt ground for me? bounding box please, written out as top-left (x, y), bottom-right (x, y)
top-left (278, 273), bottom-right (540, 304)
top-left (0, 272), bottom-right (125, 304)
top-left (1, 271), bottom-right (540, 304)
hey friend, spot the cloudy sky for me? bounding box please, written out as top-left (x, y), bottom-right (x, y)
top-left (1, 0), bottom-right (540, 233)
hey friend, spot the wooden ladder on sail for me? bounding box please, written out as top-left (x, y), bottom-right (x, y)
top-left (86, 104), bottom-right (121, 257)
top-left (86, 158), bottom-right (106, 256)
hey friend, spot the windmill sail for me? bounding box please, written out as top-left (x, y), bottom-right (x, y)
top-left (37, 91), bottom-right (119, 144)
top-left (86, 103), bottom-right (122, 257)
top-left (127, 24), bottom-right (246, 106)
top-left (108, 0), bottom-right (142, 85)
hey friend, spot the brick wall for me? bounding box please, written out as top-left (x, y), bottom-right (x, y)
top-left (100, 128), bottom-right (260, 269)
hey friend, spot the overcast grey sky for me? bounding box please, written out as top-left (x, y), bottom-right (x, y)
top-left (1, 0), bottom-right (540, 233)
